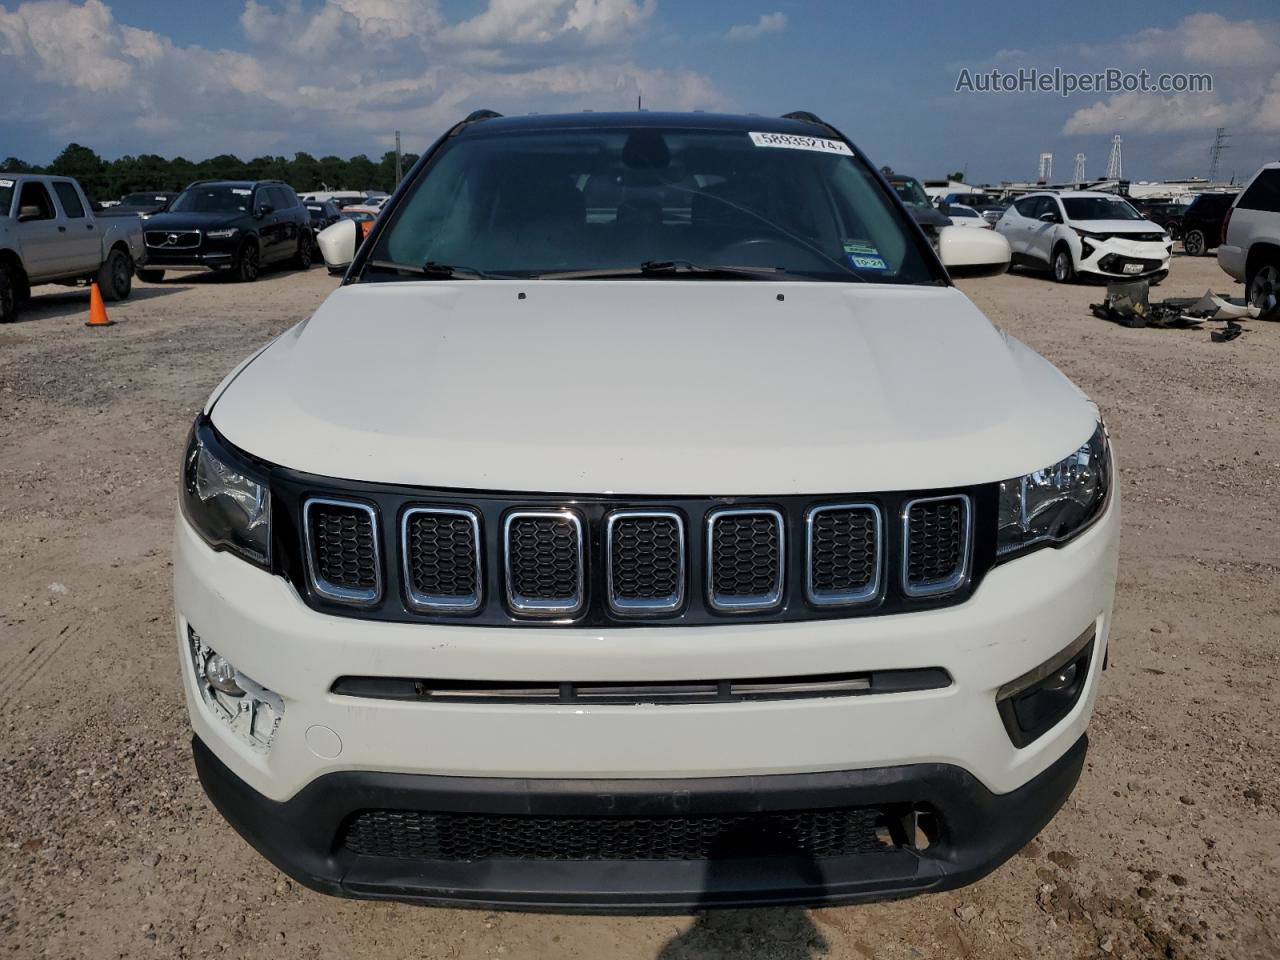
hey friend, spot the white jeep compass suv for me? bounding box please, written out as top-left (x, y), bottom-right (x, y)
top-left (176, 110), bottom-right (1118, 911)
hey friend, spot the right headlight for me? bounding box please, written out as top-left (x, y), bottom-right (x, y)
top-left (997, 422), bottom-right (1110, 558)
top-left (181, 420), bottom-right (271, 568)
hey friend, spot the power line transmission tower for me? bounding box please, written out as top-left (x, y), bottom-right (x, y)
top-left (1105, 135), bottom-right (1123, 180)
top-left (1038, 152), bottom-right (1053, 182)
top-left (1208, 127), bottom-right (1231, 181)
top-left (1073, 153), bottom-right (1086, 185)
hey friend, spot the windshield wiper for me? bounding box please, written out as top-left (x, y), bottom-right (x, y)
top-left (536, 260), bottom-right (807, 281)
top-left (365, 259), bottom-right (492, 279)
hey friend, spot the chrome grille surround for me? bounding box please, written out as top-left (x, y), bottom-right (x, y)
top-left (901, 494), bottom-right (972, 598)
top-left (503, 510), bottom-right (586, 618)
top-left (302, 497), bottom-right (382, 606)
top-left (804, 503), bottom-right (883, 606)
top-left (145, 229), bottom-right (201, 249)
top-left (706, 508), bottom-right (785, 612)
top-left (401, 507), bottom-right (483, 614)
top-left (604, 510), bottom-right (686, 615)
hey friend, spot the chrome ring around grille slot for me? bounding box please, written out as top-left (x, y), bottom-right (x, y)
top-left (900, 494), bottom-right (972, 598)
top-left (706, 507), bottom-right (785, 612)
top-left (804, 503), bottom-right (883, 607)
top-left (302, 497), bottom-right (382, 606)
top-left (604, 510), bottom-right (686, 616)
top-left (503, 510), bottom-right (586, 618)
top-left (401, 507), bottom-right (483, 614)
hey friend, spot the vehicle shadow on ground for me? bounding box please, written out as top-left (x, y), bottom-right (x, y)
top-left (14, 285), bottom-right (190, 323)
top-left (655, 845), bottom-right (828, 959)
top-left (165, 265), bottom-right (323, 286)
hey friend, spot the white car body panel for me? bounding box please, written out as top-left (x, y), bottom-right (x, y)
top-left (209, 281), bottom-right (1096, 495)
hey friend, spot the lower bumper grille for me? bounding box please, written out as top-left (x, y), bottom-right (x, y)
top-left (341, 806), bottom-right (898, 862)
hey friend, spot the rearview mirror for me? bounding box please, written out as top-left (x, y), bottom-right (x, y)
top-left (936, 225), bottom-right (1010, 278)
top-left (316, 218), bottom-right (358, 274)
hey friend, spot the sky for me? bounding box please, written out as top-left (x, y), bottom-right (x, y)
top-left (1, 0), bottom-right (1277, 185)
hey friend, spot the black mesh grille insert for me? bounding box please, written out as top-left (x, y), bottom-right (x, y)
top-left (307, 501), bottom-right (378, 593)
top-left (710, 511), bottom-right (781, 604)
top-left (906, 497), bottom-right (966, 589)
top-left (507, 514), bottom-right (581, 604)
top-left (809, 507), bottom-right (878, 600)
top-left (609, 514), bottom-right (682, 605)
top-left (341, 806), bottom-right (893, 862)
top-left (405, 511), bottom-right (479, 605)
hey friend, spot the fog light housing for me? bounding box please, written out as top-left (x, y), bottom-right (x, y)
top-left (996, 626), bottom-right (1094, 748)
top-left (187, 626), bottom-right (283, 749)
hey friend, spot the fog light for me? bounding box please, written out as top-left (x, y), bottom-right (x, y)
top-left (996, 626), bottom-right (1094, 749)
top-left (187, 626), bottom-right (283, 750)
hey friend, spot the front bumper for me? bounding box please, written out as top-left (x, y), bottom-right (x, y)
top-left (193, 731), bottom-right (1087, 911)
top-left (143, 249), bottom-right (235, 270)
top-left (1078, 239), bottom-right (1171, 280)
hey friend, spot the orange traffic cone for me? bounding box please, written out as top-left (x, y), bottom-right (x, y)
top-left (86, 282), bottom-right (114, 328)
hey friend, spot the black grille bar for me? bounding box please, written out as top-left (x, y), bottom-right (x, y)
top-left (402, 507), bottom-right (482, 613)
top-left (303, 498), bottom-right (381, 605)
top-left (606, 511), bottom-right (685, 615)
top-left (902, 495), bottom-right (971, 597)
top-left (805, 503), bottom-right (882, 606)
top-left (503, 511), bottom-right (585, 617)
top-left (706, 508), bottom-right (784, 611)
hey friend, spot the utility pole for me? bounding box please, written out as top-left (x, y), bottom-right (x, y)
top-left (1073, 153), bottom-right (1086, 186)
top-left (1105, 135), bottom-right (1123, 181)
top-left (1208, 127), bottom-right (1231, 182)
top-left (1038, 152), bottom-right (1053, 183)
top-left (394, 130), bottom-right (402, 188)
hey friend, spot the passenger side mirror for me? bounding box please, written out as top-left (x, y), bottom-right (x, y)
top-left (936, 225), bottom-right (1011, 278)
top-left (256, 204), bottom-right (274, 218)
top-left (1038, 211), bottom-right (1061, 224)
top-left (316, 218), bottom-right (358, 273)
top-left (17, 205), bottom-right (42, 222)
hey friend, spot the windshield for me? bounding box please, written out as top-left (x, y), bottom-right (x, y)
top-left (369, 126), bottom-right (939, 284)
top-left (0, 179), bottom-right (13, 217)
top-left (122, 193), bottom-right (169, 206)
top-left (169, 186), bottom-right (251, 214)
top-left (1062, 197), bottom-right (1143, 221)
top-left (890, 178), bottom-right (930, 208)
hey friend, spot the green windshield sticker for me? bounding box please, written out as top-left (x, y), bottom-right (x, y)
top-left (843, 240), bottom-right (888, 270)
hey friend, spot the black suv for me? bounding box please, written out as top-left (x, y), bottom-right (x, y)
top-left (304, 200), bottom-right (341, 235)
top-left (137, 180), bottom-right (312, 282)
top-left (1180, 192), bottom-right (1237, 257)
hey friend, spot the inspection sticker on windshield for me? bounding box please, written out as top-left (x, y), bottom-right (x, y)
top-left (232, 188), bottom-right (251, 195)
top-left (0, 179), bottom-right (13, 188)
top-left (843, 240), bottom-right (888, 271)
top-left (749, 132), bottom-right (853, 156)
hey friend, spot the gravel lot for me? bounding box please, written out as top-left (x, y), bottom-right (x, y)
top-left (1, 255), bottom-right (1277, 960)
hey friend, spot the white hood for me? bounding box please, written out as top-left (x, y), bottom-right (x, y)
top-left (1075, 219), bottom-right (1165, 235)
top-left (210, 281), bottom-right (1097, 495)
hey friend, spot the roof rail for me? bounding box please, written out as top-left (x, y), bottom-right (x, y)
top-left (781, 111), bottom-right (825, 125)
top-left (463, 109), bottom-right (503, 123)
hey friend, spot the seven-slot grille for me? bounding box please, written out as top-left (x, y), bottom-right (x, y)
top-left (806, 504), bottom-right (882, 606)
top-left (707, 509), bottom-right (784, 611)
top-left (340, 805), bottom-right (893, 862)
top-left (297, 493), bottom-right (978, 621)
top-left (402, 508), bottom-right (482, 613)
top-left (504, 511), bottom-right (585, 616)
top-left (145, 229), bottom-right (200, 248)
top-left (303, 498), bottom-right (381, 605)
top-left (902, 495), bottom-right (971, 597)
top-left (606, 511), bottom-right (685, 614)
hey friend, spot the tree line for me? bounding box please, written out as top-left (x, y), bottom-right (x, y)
top-left (2, 143), bottom-right (421, 204)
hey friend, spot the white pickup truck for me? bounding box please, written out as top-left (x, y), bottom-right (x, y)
top-left (0, 174), bottom-right (147, 323)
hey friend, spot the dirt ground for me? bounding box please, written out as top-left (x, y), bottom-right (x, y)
top-left (1, 253), bottom-right (1277, 960)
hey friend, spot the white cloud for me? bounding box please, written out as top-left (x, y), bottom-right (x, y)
top-left (1255, 72), bottom-right (1280, 133)
top-left (1062, 90), bottom-right (1253, 135)
top-left (1127, 12), bottom-right (1278, 67)
top-left (726, 11), bottom-right (786, 41)
top-left (0, 0), bottom-right (721, 160)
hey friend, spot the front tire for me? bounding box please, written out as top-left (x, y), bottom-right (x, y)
top-left (1248, 260), bottom-right (1279, 315)
top-left (137, 268), bottom-right (165, 283)
top-left (0, 262), bottom-right (18, 324)
top-left (97, 248), bottom-right (133, 302)
top-left (292, 232), bottom-right (313, 270)
top-left (1052, 246), bottom-right (1075, 283)
top-left (232, 240), bottom-right (260, 283)
top-left (1183, 229), bottom-right (1206, 257)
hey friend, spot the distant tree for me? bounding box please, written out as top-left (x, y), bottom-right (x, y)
top-left (317, 155), bottom-right (348, 190)
top-left (879, 164), bottom-right (895, 176)
top-left (196, 154), bottom-right (248, 183)
top-left (288, 152), bottom-right (321, 191)
top-left (947, 170), bottom-right (965, 182)
top-left (49, 143), bottom-right (108, 200)
top-left (2, 157), bottom-right (36, 174)
top-left (346, 154), bottom-right (377, 190)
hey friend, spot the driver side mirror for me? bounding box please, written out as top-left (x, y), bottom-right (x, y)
top-left (1039, 211), bottom-right (1061, 224)
top-left (17, 205), bottom-right (43, 222)
top-left (316, 218), bottom-right (358, 273)
top-left (255, 204), bottom-right (274, 218)
top-left (936, 225), bottom-right (1011, 277)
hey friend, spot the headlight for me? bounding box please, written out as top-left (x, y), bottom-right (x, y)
top-left (206, 228), bottom-right (239, 239)
top-left (997, 422), bottom-right (1110, 557)
top-left (181, 422), bottom-right (271, 567)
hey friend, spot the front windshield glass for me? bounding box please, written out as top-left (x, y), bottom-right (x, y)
top-left (370, 126), bottom-right (938, 284)
top-left (1062, 197), bottom-right (1143, 221)
top-left (0, 180), bottom-right (14, 217)
top-left (169, 186), bottom-right (251, 214)
top-left (890, 178), bottom-right (930, 208)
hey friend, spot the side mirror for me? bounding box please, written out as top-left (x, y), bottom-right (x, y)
top-left (255, 204), bottom-right (274, 218)
top-left (316, 218), bottom-right (358, 273)
top-left (1038, 211), bottom-right (1061, 224)
top-left (936, 225), bottom-right (1011, 277)
top-left (17, 205), bottom-right (42, 222)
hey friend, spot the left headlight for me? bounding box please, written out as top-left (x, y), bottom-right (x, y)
top-left (181, 422), bottom-right (271, 567)
top-left (997, 422), bottom-right (1110, 558)
top-left (206, 228), bottom-right (239, 239)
